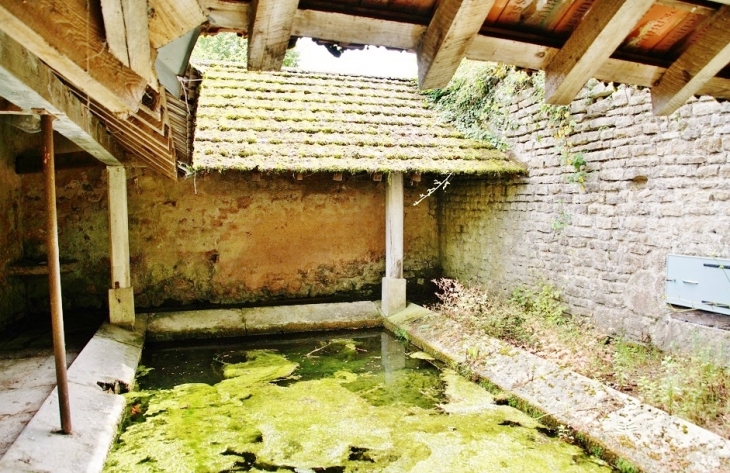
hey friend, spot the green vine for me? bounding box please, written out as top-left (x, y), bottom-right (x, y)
top-left (425, 62), bottom-right (589, 188)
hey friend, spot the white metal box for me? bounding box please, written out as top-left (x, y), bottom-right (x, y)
top-left (666, 254), bottom-right (730, 316)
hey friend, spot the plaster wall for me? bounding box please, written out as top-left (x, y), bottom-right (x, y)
top-left (440, 86), bottom-right (730, 349)
top-left (0, 122), bottom-right (28, 328)
top-left (19, 168), bottom-right (439, 311)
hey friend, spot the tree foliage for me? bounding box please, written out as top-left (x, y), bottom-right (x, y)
top-left (190, 33), bottom-right (300, 67)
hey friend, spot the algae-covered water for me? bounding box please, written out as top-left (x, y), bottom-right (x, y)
top-left (104, 330), bottom-right (614, 473)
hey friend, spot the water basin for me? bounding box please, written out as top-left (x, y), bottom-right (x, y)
top-left (104, 330), bottom-right (614, 472)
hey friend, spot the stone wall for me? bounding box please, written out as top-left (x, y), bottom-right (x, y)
top-left (19, 166), bottom-right (439, 311)
top-left (440, 85), bottom-right (730, 350)
top-left (0, 123), bottom-right (26, 328)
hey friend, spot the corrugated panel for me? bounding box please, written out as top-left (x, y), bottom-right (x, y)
top-left (666, 254), bottom-right (730, 316)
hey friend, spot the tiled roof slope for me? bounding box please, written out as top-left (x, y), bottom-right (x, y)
top-left (193, 65), bottom-right (524, 175)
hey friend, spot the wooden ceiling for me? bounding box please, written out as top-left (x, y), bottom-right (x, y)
top-left (1, 0), bottom-right (730, 179)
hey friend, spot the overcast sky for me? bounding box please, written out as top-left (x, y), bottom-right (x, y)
top-left (295, 38), bottom-right (418, 79)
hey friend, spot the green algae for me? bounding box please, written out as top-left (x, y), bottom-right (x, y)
top-left (105, 335), bottom-right (614, 473)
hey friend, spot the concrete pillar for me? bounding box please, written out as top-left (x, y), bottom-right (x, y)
top-left (382, 172), bottom-right (406, 316)
top-left (107, 166), bottom-right (135, 327)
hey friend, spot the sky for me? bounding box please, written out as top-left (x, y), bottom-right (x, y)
top-left (295, 38), bottom-right (418, 79)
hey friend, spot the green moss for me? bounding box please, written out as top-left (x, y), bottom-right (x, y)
top-left (105, 341), bottom-right (612, 473)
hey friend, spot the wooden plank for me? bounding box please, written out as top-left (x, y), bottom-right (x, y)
top-left (293, 10), bottom-right (425, 50)
top-left (247, 0), bottom-right (300, 71)
top-left (148, 0), bottom-right (207, 48)
top-left (417, 0), bottom-right (496, 89)
top-left (652, 6), bottom-right (730, 115)
top-left (0, 30), bottom-right (123, 166)
top-left (100, 0), bottom-right (130, 67)
top-left (385, 172), bottom-right (404, 279)
top-left (108, 166), bottom-right (132, 289)
top-left (199, 0), bottom-right (730, 102)
top-left (122, 0), bottom-right (155, 85)
top-left (545, 0), bottom-right (655, 104)
top-left (0, 0), bottom-right (148, 115)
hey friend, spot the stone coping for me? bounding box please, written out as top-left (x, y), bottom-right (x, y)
top-left (0, 316), bottom-right (147, 473)
top-left (145, 301), bottom-right (383, 341)
top-left (383, 304), bottom-right (730, 473)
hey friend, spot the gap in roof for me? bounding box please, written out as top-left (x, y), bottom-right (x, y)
top-left (296, 38), bottom-right (417, 79)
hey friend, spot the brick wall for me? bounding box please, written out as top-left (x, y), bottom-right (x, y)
top-left (440, 84), bottom-right (730, 347)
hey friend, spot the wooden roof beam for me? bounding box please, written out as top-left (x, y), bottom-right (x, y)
top-left (652, 6), bottom-right (730, 115)
top-left (0, 0), bottom-right (148, 115)
top-left (101, 0), bottom-right (156, 85)
top-left (417, 0), bottom-right (496, 90)
top-left (0, 30), bottom-right (123, 166)
top-left (247, 0), bottom-right (300, 71)
top-left (544, 0), bottom-right (655, 105)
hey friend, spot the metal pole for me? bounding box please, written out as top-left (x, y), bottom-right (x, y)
top-left (42, 113), bottom-right (72, 434)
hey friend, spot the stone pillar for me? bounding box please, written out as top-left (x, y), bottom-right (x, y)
top-left (382, 172), bottom-right (406, 316)
top-left (107, 166), bottom-right (135, 327)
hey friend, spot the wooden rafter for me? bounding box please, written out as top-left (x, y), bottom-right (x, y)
top-left (544, 0), bottom-right (655, 105)
top-left (652, 5), bottom-right (730, 115)
top-left (101, 0), bottom-right (155, 85)
top-left (0, 0), bottom-right (148, 115)
top-left (0, 30), bottom-right (123, 166)
top-left (247, 0), bottom-right (300, 71)
top-left (417, 0), bottom-right (496, 90)
top-left (202, 0), bottom-right (730, 103)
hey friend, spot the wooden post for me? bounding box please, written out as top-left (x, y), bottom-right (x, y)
top-left (382, 172), bottom-right (406, 316)
top-left (42, 113), bottom-right (72, 435)
top-left (107, 166), bottom-right (135, 327)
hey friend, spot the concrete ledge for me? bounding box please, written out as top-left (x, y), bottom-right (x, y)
top-left (384, 304), bottom-right (730, 473)
top-left (0, 316), bottom-right (147, 473)
top-left (146, 301), bottom-right (383, 341)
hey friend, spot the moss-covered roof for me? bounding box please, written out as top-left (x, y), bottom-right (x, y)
top-left (192, 65), bottom-right (524, 175)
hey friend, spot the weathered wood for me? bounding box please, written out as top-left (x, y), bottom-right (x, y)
top-left (0, 30), bottom-right (123, 166)
top-left (0, 0), bottom-right (148, 114)
top-left (123, 0), bottom-right (155, 84)
top-left (247, 0), bottom-right (299, 71)
top-left (198, 0), bottom-right (730, 100)
top-left (417, 0), bottom-right (496, 89)
top-left (100, 0), bottom-right (130, 67)
top-left (385, 172), bottom-right (404, 280)
top-left (652, 6), bottom-right (730, 115)
top-left (42, 114), bottom-right (72, 435)
top-left (544, 0), bottom-right (655, 105)
top-left (382, 172), bottom-right (406, 316)
top-left (148, 0), bottom-right (207, 48)
top-left (108, 166), bottom-right (132, 289)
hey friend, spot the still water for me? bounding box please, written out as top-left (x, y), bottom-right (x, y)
top-left (104, 330), bottom-right (614, 472)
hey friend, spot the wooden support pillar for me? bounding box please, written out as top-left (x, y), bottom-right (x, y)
top-left (382, 172), bottom-right (406, 316)
top-left (107, 165), bottom-right (135, 327)
top-left (42, 113), bottom-right (72, 435)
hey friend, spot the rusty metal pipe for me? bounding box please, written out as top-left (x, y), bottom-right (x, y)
top-left (42, 113), bottom-right (72, 434)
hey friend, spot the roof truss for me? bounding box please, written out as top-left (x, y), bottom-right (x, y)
top-left (652, 5), bottom-right (730, 115)
top-left (544, 0), bottom-right (655, 105)
top-left (0, 30), bottom-right (123, 166)
top-left (417, 0), bottom-right (496, 90)
top-left (0, 0), bottom-right (151, 116)
top-left (247, 0), bottom-right (300, 71)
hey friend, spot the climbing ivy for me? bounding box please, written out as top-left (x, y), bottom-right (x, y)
top-left (425, 61), bottom-right (588, 187)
